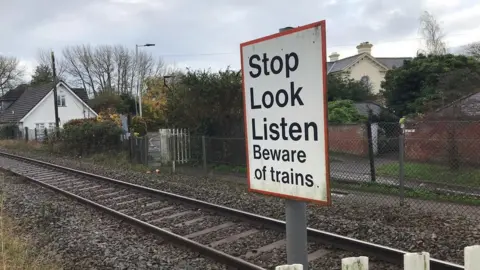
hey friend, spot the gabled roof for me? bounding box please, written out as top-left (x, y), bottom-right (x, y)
top-left (327, 54), bottom-right (362, 73)
top-left (71, 88), bottom-right (89, 104)
top-left (327, 53), bottom-right (411, 74)
top-left (375, 57), bottom-right (412, 69)
top-left (0, 82), bottom-right (55, 123)
top-left (0, 81), bottom-right (94, 123)
top-left (0, 84), bottom-right (28, 102)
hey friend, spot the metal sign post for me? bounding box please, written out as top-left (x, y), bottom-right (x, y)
top-left (240, 21), bottom-right (331, 270)
top-left (278, 27), bottom-right (308, 268)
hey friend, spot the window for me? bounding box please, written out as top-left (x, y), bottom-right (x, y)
top-left (360, 75), bottom-right (370, 86)
top-left (35, 123), bottom-right (45, 130)
top-left (49, 123), bottom-right (55, 129)
top-left (57, 95), bottom-right (66, 107)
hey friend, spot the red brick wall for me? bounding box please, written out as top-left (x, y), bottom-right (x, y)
top-left (405, 121), bottom-right (480, 165)
top-left (328, 124), bottom-right (368, 156)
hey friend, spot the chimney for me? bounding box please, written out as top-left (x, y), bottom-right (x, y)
top-left (356, 42), bottom-right (373, 55)
top-left (329, 52), bottom-right (340, 61)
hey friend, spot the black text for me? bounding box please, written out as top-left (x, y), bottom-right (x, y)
top-left (249, 52), bottom-right (299, 79)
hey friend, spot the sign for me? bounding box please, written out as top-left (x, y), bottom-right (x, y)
top-left (240, 21), bottom-right (330, 204)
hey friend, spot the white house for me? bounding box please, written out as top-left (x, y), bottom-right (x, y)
top-left (0, 81), bottom-right (97, 136)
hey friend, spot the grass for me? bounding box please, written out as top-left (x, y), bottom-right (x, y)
top-left (82, 151), bottom-right (150, 172)
top-left (0, 216), bottom-right (60, 269)
top-left (332, 181), bottom-right (480, 206)
top-left (0, 140), bottom-right (46, 153)
top-left (376, 162), bottom-right (480, 188)
top-left (213, 164), bottom-right (247, 174)
top-left (0, 174), bottom-right (61, 269)
top-left (0, 140), bottom-right (150, 173)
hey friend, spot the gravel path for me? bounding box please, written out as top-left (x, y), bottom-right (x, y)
top-left (0, 171), bottom-right (227, 270)
top-left (2, 148), bottom-right (479, 265)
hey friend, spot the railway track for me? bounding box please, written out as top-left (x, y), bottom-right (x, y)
top-left (0, 151), bottom-right (464, 270)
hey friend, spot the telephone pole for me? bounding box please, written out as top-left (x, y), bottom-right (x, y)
top-left (51, 51), bottom-right (60, 130)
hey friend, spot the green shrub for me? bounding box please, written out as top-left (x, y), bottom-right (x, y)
top-left (130, 116), bottom-right (148, 136)
top-left (328, 100), bottom-right (367, 124)
top-left (61, 118), bottom-right (123, 156)
top-left (0, 124), bottom-right (19, 139)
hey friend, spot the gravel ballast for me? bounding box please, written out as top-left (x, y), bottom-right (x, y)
top-left (0, 171), bottom-right (227, 269)
top-left (2, 149), bottom-right (479, 265)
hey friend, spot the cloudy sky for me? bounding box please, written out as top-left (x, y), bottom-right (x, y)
top-left (1, 0), bottom-right (479, 79)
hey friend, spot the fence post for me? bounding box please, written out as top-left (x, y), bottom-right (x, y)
top-left (465, 245), bottom-right (480, 270)
top-left (202, 135), bottom-right (207, 173)
top-left (404, 252), bottom-right (429, 270)
top-left (24, 127), bottom-right (28, 141)
top-left (34, 128), bottom-right (38, 141)
top-left (188, 128), bottom-right (191, 161)
top-left (129, 136), bottom-right (134, 162)
top-left (171, 129), bottom-right (176, 173)
top-left (399, 132), bottom-right (405, 206)
top-left (366, 116), bottom-right (376, 182)
top-left (341, 256), bottom-right (368, 270)
top-left (144, 135), bottom-right (149, 166)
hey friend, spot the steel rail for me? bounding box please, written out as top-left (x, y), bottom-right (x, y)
top-left (0, 153), bottom-right (265, 270)
top-left (0, 151), bottom-right (464, 270)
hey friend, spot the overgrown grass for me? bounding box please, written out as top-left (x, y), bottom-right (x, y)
top-left (82, 151), bottom-right (150, 172)
top-left (0, 140), bottom-right (47, 153)
top-left (332, 181), bottom-right (480, 206)
top-left (0, 140), bottom-right (150, 173)
top-left (376, 162), bottom-right (480, 188)
top-left (0, 175), bottom-right (60, 269)
top-left (213, 164), bottom-right (247, 174)
top-left (0, 215), bottom-right (60, 269)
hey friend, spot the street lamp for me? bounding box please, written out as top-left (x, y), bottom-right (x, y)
top-left (135, 43), bottom-right (155, 117)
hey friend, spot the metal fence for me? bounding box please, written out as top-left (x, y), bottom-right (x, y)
top-left (145, 122), bottom-right (480, 215)
top-left (2, 122), bottom-right (479, 215)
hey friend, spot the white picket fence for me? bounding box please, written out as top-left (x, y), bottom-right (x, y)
top-left (275, 245), bottom-right (480, 270)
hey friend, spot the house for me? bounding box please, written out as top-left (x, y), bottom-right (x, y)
top-left (0, 81), bottom-right (97, 133)
top-left (327, 42), bottom-right (412, 95)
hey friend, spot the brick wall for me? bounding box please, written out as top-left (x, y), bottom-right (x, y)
top-left (405, 121), bottom-right (480, 166)
top-left (328, 124), bottom-right (369, 156)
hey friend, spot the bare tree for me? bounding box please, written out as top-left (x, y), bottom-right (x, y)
top-left (93, 45), bottom-right (115, 92)
top-left (113, 45), bottom-right (132, 93)
top-left (0, 56), bottom-right (24, 95)
top-left (38, 44), bottom-right (167, 98)
top-left (36, 48), bottom-right (68, 80)
top-left (465, 41), bottom-right (480, 60)
top-left (418, 11), bottom-right (447, 55)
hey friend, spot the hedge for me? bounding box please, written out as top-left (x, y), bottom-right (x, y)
top-left (61, 118), bottom-right (124, 156)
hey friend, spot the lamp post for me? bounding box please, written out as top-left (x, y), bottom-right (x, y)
top-left (135, 43), bottom-right (155, 117)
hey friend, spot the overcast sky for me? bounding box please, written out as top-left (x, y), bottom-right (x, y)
top-left (1, 0), bottom-right (479, 79)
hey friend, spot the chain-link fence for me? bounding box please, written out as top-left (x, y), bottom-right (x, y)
top-left (141, 123), bottom-right (479, 215)
top-left (1, 123), bottom-right (478, 214)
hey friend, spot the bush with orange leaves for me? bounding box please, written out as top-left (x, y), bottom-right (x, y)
top-left (96, 108), bottom-right (122, 127)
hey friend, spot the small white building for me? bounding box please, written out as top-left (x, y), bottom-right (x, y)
top-left (0, 81), bottom-right (97, 134)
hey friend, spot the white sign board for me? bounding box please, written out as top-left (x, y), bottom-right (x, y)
top-left (240, 21), bottom-right (331, 204)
